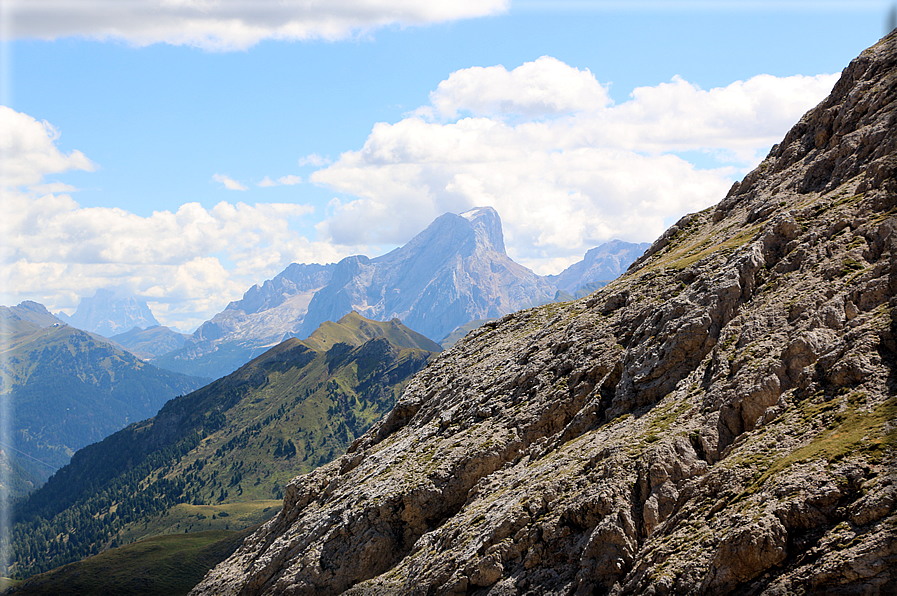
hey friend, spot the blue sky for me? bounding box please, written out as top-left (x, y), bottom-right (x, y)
top-left (1, 0), bottom-right (894, 331)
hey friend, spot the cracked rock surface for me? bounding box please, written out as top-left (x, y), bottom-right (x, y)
top-left (192, 32), bottom-right (897, 596)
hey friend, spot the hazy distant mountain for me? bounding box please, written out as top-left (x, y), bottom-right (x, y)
top-left (300, 206), bottom-right (556, 340)
top-left (58, 289), bottom-right (160, 337)
top-left (109, 325), bottom-right (191, 359)
top-left (10, 312), bottom-right (439, 578)
top-left (548, 239), bottom-right (650, 294)
top-left (151, 263), bottom-right (335, 379)
top-left (0, 301), bottom-right (206, 497)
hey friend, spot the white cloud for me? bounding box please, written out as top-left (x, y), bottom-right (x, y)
top-left (2, 186), bottom-right (358, 328)
top-left (4, 0), bottom-right (510, 51)
top-left (258, 174), bottom-right (302, 187)
top-left (213, 173), bottom-right (248, 190)
top-left (422, 56), bottom-right (612, 120)
top-left (312, 59), bottom-right (838, 272)
top-left (298, 153), bottom-right (330, 167)
top-left (0, 106), bottom-right (95, 187)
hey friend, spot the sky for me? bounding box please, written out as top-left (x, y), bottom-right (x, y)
top-left (1, 0), bottom-right (894, 332)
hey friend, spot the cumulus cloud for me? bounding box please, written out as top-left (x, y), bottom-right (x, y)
top-left (213, 173), bottom-right (248, 190)
top-left (2, 186), bottom-right (359, 328)
top-left (312, 58), bottom-right (838, 272)
top-left (0, 106), bottom-right (95, 187)
top-left (0, 106), bottom-right (357, 329)
top-left (422, 56), bottom-right (612, 120)
top-left (4, 0), bottom-right (509, 51)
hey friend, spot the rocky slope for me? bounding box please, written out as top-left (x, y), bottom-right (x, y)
top-left (192, 32), bottom-right (897, 596)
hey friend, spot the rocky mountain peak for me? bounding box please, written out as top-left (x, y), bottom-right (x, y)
top-left (300, 206), bottom-right (555, 341)
top-left (459, 205), bottom-right (506, 253)
top-left (192, 32), bottom-right (897, 596)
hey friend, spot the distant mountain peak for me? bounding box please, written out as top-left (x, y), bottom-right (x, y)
top-left (300, 206), bottom-right (553, 340)
top-left (548, 239), bottom-right (651, 294)
top-left (60, 289), bottom-right (160, 337)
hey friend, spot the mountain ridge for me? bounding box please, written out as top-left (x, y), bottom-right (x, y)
top-left (0, 303), bottom-right (208, 497)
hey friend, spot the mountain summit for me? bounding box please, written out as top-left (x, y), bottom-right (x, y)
top-left (192, 32), bottom-right (897, 596)
top-left (300, 206), bottom-right (554, 340)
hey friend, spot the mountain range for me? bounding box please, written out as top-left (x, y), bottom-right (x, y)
top-left (4, 29), bottom-right (896, 596)
top-left (153, 210), bottom-right (646, 380)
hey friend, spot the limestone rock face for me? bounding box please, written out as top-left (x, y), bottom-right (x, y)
top-left (192, 33), bottom-right (897, 596)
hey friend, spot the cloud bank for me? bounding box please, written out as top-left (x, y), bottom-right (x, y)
top-left (0, 107), bottom-right (354, 329)
top-left (4, 0), bottom-right (510, 51)
top-left (312, 57), bottom-right (839, 272)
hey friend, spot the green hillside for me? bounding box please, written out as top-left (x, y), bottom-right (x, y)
top-left (0, 306), bottom-right (208, 495)
top-left (7, 312), bottom-right (439, 579)
top-left (4, 526), bottom-right (259, 596)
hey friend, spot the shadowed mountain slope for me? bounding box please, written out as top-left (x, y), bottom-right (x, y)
top-left (192, 32), bottom-right (897, 596)
top-left (0, 302), bottom-right (207, 496)
top-left (7, 313), bottom-right (440, 579)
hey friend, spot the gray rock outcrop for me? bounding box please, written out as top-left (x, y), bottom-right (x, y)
top-left (191, 32), bottom-right (897, 596)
